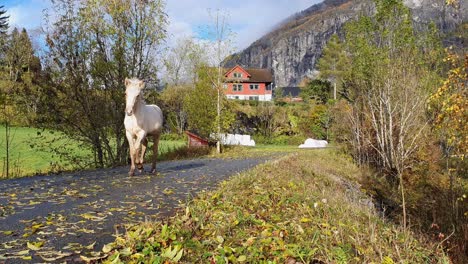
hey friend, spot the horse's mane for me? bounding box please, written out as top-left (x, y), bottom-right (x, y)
top-left (137, 92), bottom-right (146, 104)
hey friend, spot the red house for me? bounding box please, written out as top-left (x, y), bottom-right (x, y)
top-left (223, 65), bottom-right (273, 101)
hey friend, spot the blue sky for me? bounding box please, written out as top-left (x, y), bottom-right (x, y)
top-left (2, 0), bottom-right (321, 50)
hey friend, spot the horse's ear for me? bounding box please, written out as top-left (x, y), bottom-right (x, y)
top-left (138, 80), bottom-right (145, 90)
top-left (125, 78), bottom-right (130, 87)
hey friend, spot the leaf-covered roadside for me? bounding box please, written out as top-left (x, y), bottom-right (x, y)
top-left (102, 150), bottom-right (449, 263)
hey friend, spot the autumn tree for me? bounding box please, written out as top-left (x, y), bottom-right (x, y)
top-left (184, 65), bottom-right (234, 139)
top-left (42, 0), bottom-right (167, 168)
top-left (183, 65), bottom-right (219, 138)
top-left (338, 0), bottom-right (443, 229)
top-left (430, 52), bottom-right (467, 162)
top-left (429, 51), bottom-right (467, 228)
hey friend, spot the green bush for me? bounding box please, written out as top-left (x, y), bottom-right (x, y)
top-left (160, 133), bottom-right (185, 141)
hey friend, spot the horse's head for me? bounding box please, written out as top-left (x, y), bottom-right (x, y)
top-left (124, 78), bottom-right (145, 116)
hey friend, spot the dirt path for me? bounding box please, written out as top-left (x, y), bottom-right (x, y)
top-left (0, 157), bottom-right (272, 263)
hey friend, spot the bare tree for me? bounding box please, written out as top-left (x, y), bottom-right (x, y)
top-left (206, 9), bottom-right (235, 153)
top-left (365, 52), bottom-right (430, 228)
top-left (164, 36), bottom-right (200, 86)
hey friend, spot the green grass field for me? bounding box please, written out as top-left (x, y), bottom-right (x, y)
top-left (0, 126), bottom-right (186, 178)
top-left (0, 127), bottom-right (313, 179)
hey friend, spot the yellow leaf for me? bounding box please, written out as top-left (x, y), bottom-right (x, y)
top-left (382, 256), bottom-right (395, 264)
top-left (80, 255), bottom-right (106, 262)
top-left (85, 241), bottom-right (96, 250)
top-left (15, 250), bottom-right (30, 255)
top-left (238, 255), bottom-right (247, 262)
top-left (27, 241), bottom-right (44, 251)
top-left (102, 243), bottom-right (114, 253)
top-left (163, 188), bottom-right (174, 195)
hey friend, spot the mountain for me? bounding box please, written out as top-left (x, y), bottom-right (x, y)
top-left (224, 0), bottom-right (467, 87)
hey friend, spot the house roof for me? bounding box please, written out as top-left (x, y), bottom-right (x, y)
top-left (245, 68), bottom-right (273, 83)
top-left (224, 65), bottom-right (273, 83)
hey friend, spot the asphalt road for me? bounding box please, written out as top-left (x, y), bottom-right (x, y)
top-left (0, 156), bottom-right (271, 263)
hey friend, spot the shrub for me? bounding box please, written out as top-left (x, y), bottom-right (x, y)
top-left (160, 133), bottom-right (185, 141)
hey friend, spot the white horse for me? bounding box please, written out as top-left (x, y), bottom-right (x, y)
top-left (124, 78), bottom-right (163, 176)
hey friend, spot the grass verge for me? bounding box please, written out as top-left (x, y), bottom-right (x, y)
top-left (101, 149), bottom-right (448, 263)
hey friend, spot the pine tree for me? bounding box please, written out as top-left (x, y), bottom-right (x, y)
top-left (5, 28), bottom-right (35, 82)
top-left (317, 34), bottom-right (347, 100)
top-left (301, 79), bottom-right (332, 104)
top-left (0, 6), bottom-right (8, 35)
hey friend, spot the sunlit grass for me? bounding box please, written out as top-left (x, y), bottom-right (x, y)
top-left (103, 149), bottom-right (448, 263)
top-left (0, 126), bottom-right (186, 178)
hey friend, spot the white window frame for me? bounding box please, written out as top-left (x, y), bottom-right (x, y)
top-left (249, 84), bottom-right (259, 90)
top-left (233, 72), bottom-right (243, 78)
top-left (233, 84), bottom-right (243, 91)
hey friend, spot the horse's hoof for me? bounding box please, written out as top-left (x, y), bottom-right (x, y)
top-left (128, 172), bottom-right (134, 177)
top-left (137, 163), bottom-right (144, 170)
top-left (150, 169), bottom-right (156, 174)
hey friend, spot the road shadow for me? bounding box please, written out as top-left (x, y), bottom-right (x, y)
top-left (162, 162), bottom-right (206, 172)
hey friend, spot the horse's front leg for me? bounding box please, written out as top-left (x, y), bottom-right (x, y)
top-left (133, 131), bottom-right (147, 174)
top-left (138, 137), bottom-right (148, 172)
top-left (126, 131), bottom-right (136, 176)
top-left (151, 133), bottom-right (160, 174)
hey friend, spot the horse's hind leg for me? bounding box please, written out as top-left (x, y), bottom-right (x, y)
top-left (138, 137), bottom-right (148, 172)
top-left (151, 133), bottom-right (160, 174)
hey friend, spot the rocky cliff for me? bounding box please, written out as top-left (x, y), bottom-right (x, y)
top-left (224, 0), bottom-right (467, 87)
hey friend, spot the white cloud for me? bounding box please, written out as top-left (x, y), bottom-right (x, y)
top-left (6, 0), bottom-right (50, 31)
top-left (6, 0), bottom-right (321, 52)
top-left (166, 0), bottom-right (320, 51)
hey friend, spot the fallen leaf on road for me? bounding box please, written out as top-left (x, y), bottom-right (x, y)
top-left (85, 242), bottom-right (96, 250)
top-left (2, 230), bottom-right (13, 235)
top-left (27, 241), bottom-right (44, 250)
top-left (38, 251), bottom-right (73, 262)
top-left (163, 188), bottom-right (174, 195)
top-left (80, 254), bottom-right (107, 262)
